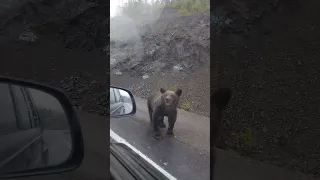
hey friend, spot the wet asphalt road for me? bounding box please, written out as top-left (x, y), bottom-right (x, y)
top-left (42, 130), bottom-right (72, 166)
top-left (110, 116), bottom-right (210, 180)
top-left (1, 109), bottom-right (209, 180)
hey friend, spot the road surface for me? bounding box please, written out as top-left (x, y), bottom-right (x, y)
top-left (0, 129), bottom-right (72, 172)
top-left (42, 130), bottom-right (72, 166)
top-left (111, 97), bottom-right (317, 180)
top-left (3, 100), bottom-right (317, 180)
top-left (123, 102), bottom-right (133, 114)
top-left (111, 98), bottom-right (211, 180)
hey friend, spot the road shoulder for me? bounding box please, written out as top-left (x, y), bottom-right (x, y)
top-left (132, 97), bottom-right (317, 180)
top-left (215, 148), bottom-right (317, 180)
top-left (133, 97), bottom-right (210, 156)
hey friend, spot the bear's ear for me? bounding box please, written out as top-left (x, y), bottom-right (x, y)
top-left (160, 88), bottom-right (166, 94)
top-left (212, 88), bottom-right (232, 109)
top-left (175, 89), bottom-right (182, 97)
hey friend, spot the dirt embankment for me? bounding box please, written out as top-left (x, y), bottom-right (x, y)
top-left (0, 0), bottom-right (108, 115)
top-left (110, 8), bottom-right (211, 116)
top-left (214, 0), bottom-right (320, 177)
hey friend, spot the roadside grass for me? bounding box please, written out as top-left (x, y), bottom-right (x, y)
top-left (169, 0), bottom-right (210, 15)
top-left (166, 85), bottom-right (177, 91)
top-left (180, 101), bottom-right (191, 111)
top-left (231, 127), bottom-right (255, 147)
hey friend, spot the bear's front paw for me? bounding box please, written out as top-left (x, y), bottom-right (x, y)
top-left (166, 130), bottom-right (174, 136)
top-left (153, 132), bottom-right (162, 140)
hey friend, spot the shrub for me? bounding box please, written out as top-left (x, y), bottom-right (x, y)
top-left (232, 127), bottom-right (255, 146)
top-left (169, 0), bottom-right (210, 14)
top-left (178, 7), bottom-right (190, 15)
top-left (166, 85), bottom-right (177, 91)
top-left (180, 101), bottom-right (191, 111)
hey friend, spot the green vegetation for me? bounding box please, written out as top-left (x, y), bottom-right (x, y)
top-left (166, 85), bottom-right (177, 91)
top-left (232, 127), bottom-right (255, 146)
top-left (180, 101), bottom-right (191, 111)
top-left (170, 0), bottom-right (210, 14)
top-left (241, 128), bottom-right (254, 146)
top-left (116, 0), bottom-right (209, 19)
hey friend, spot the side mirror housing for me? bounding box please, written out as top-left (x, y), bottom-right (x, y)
top-left (109, 86), bottom-right (137, 118)
top-left (0, 76), bottom-right (84, 178)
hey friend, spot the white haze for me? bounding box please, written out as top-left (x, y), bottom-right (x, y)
top-left (110, 0), bottom-right (166, 42)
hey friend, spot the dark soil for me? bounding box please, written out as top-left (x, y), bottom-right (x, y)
top-left (110, 60), bottom-right (210, 117)
top-left (215, 0), bottom-right (320, 177)
top-left (0, 0), bottom-right (108, 115)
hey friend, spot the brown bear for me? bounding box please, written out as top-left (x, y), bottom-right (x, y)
top-left (211, 88), bottom-right (232, 176)
top-left (147, 88), bottom-right (182, 139)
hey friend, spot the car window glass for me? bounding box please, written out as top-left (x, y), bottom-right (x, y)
top-left (110, 88), bottom-right (116, 104)
top-left (114, 89), bottom-right (118, 102)
top-left (114, 89), bottom-right (121, 102)
top-left (11, 86), bottom-right (32, 130)
top-left (0, 83), bottom-right (18, 135)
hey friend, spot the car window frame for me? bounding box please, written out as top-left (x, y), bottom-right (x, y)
top-left (20, 87), bottom-right (35, 128)
top-left (9, 85), bottom-right (33, 130)
top-left (114, 89), bottom-right (121, 103)
top-left (22, 88), bottom-right (40, 128)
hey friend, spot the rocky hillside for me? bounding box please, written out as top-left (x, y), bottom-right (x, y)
top-left (110, 7), bottom-right (209, 79)
top-left (0, 0), bottom-right (108, 115)
top-left (213, 0), bottom-right (320, 177)
top-left (110, 6), bottom-right (211, 116)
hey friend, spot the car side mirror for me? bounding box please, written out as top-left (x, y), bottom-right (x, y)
top-left (0, 76), bottom-right (84, 178)
top-left (109, 86), bottom-right (136, 118)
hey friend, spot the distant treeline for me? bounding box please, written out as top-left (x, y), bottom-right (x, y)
top-left (116, 0), bottom-right (209, 17)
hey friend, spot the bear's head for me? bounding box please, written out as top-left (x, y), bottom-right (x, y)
top-left (160, 87), bottom-right (182, 108)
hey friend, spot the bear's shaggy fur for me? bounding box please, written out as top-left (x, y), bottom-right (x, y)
top-left (147, 88), bottom-right (182, 139)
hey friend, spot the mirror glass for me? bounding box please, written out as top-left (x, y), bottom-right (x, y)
top-left (0, 83), bottom-right (72, 174)
top-left (109, 87), bottom-right (133, 116)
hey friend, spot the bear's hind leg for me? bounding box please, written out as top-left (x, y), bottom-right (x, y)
top-left (159, 116), bottom-right (166, 128)
top-left (147, 105), bottom-right (153, 125)
top-left (152, 109), bottom-right (162, 139)
top-left (166, 112), bottom-right (177, 136)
